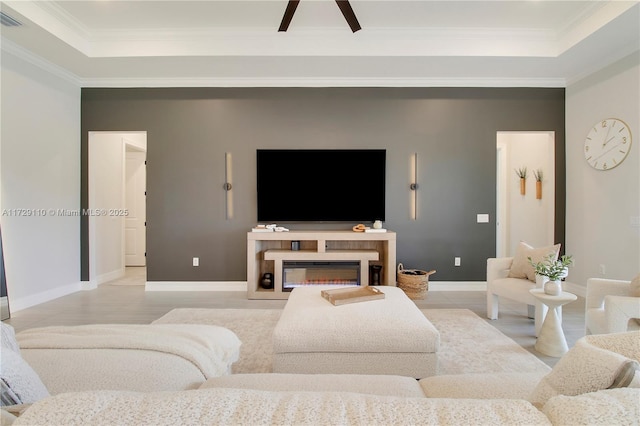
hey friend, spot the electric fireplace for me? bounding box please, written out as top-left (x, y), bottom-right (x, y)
top-left (283, 261), bottom-right (360, 291)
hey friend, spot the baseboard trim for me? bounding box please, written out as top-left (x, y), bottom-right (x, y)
top-left (96, 268), bottom-right (125, 285)
top-left (145, 281), bottom-right (248, 292)
top-left (9, 281), bottom-right (83, 312)
top-left (144, 281), bottom-right (486, 292)
top-left (80, 281), bottom-right (98, 291)
top-left (429, 281), bottom-right (487, 291)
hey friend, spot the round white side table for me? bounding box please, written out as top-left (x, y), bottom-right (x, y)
top-left (529, 289), bottom-right (577, 357)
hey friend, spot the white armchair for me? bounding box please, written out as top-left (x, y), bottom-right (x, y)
top-left (585, 278), bottom-right (640, 335)
top-left (486, 257), bottom-right (548, 337)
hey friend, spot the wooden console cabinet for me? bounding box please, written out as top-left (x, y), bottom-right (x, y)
top-left (247, 230), bottom-right (396, 299)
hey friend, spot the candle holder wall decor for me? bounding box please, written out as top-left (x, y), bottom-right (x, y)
top-left (534, 169), bottom-right (543, 199)
top-left (515, 167), bottom-right (527, 195)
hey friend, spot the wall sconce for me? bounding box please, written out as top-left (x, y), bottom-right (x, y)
top-left (409, 153), bottom-right (418, 220)
top-left (224, 152), bottom-right (233, 219)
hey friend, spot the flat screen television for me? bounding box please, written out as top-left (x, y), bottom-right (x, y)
top-left (257, 149), bottom-right (386, 222)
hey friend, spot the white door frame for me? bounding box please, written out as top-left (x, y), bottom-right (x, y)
top-left (496, 141), bottom-right (508, 257)
top-left (88, 131), bottom-right (147, 287)
top-left (124, 146), bottom-right (147, 266)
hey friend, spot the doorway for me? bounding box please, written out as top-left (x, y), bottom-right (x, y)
top-left (88, 132), bottom-right (147, 286)
top-left (496, 132), bottom-right (555, 257)
top-left (125, 146), bottom-right (146, 266)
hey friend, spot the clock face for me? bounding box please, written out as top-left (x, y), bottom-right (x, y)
top-left (584, 118), bottom-right (632, 171)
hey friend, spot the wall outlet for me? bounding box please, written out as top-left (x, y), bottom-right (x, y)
top-left (454, 257), bottom-right (461, 266)
top-left (476, 214), bottom-right (489, 223)
top-left (193, 257), bottom-right (199, 267)
top-left (599, 264), bottom-right (606, 275)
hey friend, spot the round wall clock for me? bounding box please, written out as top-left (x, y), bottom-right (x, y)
top-left (584, 118), bottom-right (632, 171)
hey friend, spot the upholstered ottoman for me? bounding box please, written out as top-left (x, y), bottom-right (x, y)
top-left (273, 286), bottom-right (439, 378)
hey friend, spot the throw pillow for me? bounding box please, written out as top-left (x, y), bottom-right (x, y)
top-left (1, 324), bottom-right (20, 355)
top-left (0, 348), bottom-right (49, 405)
top-left (508, 241), bottom-right (561, 282)
top-left (630, 273), bottom-right (640, 297)
top-left (528, 336), bottom-right (640, 405)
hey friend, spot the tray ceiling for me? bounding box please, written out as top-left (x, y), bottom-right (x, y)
top-left (0, 1), bottom-right (638, 87)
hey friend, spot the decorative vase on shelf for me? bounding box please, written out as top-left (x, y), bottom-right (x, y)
top-left (260, 272), bottom-right (274, 289)
top-left (544, 280), bottom-right (562, 296)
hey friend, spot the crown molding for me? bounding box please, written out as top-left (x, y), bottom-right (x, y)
top-left (2, 35), bottom-right (567, 89)
top-left (79, 76), bottom-right (566, 89)
top-left (565, 43), bottom-right (640, 87)
top-left (85, 27), bottom-right (557, 58)
top-left (1, 37), bottom-right (81, 86)
top-left (556, 1), bottom-right (638, 54)
top-left (3, 1), bottom-right (90, 54)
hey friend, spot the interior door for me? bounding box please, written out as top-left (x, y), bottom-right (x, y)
top-left (125, 151), bottom-right (146, 266)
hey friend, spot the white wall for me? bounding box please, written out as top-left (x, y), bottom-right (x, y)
top-left (0, 49), bottom-right (81, 311)
top-left (497, 132), bottom-right (555, 256)
top-left (566, 52), bottom-right (640, 286)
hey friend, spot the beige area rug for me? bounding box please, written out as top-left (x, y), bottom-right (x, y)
top-left (153, 308), bottom-right (551, 376)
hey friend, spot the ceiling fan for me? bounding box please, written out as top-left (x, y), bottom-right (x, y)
top-left (278, 0), bottom-right (361, 33)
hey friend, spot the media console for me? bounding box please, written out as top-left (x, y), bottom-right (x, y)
top-left (247, 230), bottom-right (397, 299)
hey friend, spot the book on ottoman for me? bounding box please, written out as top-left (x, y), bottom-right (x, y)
top-left (321, 286), bottom-right (385, 306)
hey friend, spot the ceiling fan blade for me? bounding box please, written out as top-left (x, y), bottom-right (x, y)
top-left (335, 0), bottom-right (361, 32)
top-left (278, 0), bottom-right (300, 32)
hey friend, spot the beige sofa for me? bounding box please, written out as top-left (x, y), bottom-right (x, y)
top-left (5, 331), bottom-right (639, 425)
top-left (487, 256), bottom-right (547, 336)
top-left (486, 242), bottom-right (564, 337)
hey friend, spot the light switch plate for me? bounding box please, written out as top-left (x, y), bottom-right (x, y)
top-left (477, 214), bottom-right (489, 223)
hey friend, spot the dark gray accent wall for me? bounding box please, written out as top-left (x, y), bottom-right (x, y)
top-left (81, 87), bottom-right (565, 282)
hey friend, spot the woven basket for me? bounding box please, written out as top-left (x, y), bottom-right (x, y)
top-left (396, 263), bottom-right (436, 300)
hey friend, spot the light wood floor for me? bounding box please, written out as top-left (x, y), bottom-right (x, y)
top-left (4, 267), bottom-right (586, 367)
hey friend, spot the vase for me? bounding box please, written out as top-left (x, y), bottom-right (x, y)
top-left (520, 178), bottom-right (526, 195)
top-left (535, 274), bottom-right (549, 289)
top-left (536, 181), bottom-right (542, 199)
top-left (260, 273), bottom-right (274, 289)
top-left (544, 280), bottom-right (562, 296)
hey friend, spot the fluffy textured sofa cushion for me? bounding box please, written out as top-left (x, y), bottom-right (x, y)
top-left (0, 349), bottom-right (50, 405)
top-left (1, 324), bottom-right (20, 355)
top-left (1, 323), bottom-right (49, 406)
top-left (12, 388), bottom-right (552, 426)
top-left (529, 333), bottom-right (640, 405)
top-left (630, 274), bottom-right (640, 297)
top-left (507, 242), bottom-right (560, 282)
top-left (583, 331), bottom-right (640, 362)
top-left (419, 372), bottom-right (546, 400)
top-left (201, 373), bottom-right (426, 398)
top-left (542, 388), bottom-right (640, 426)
